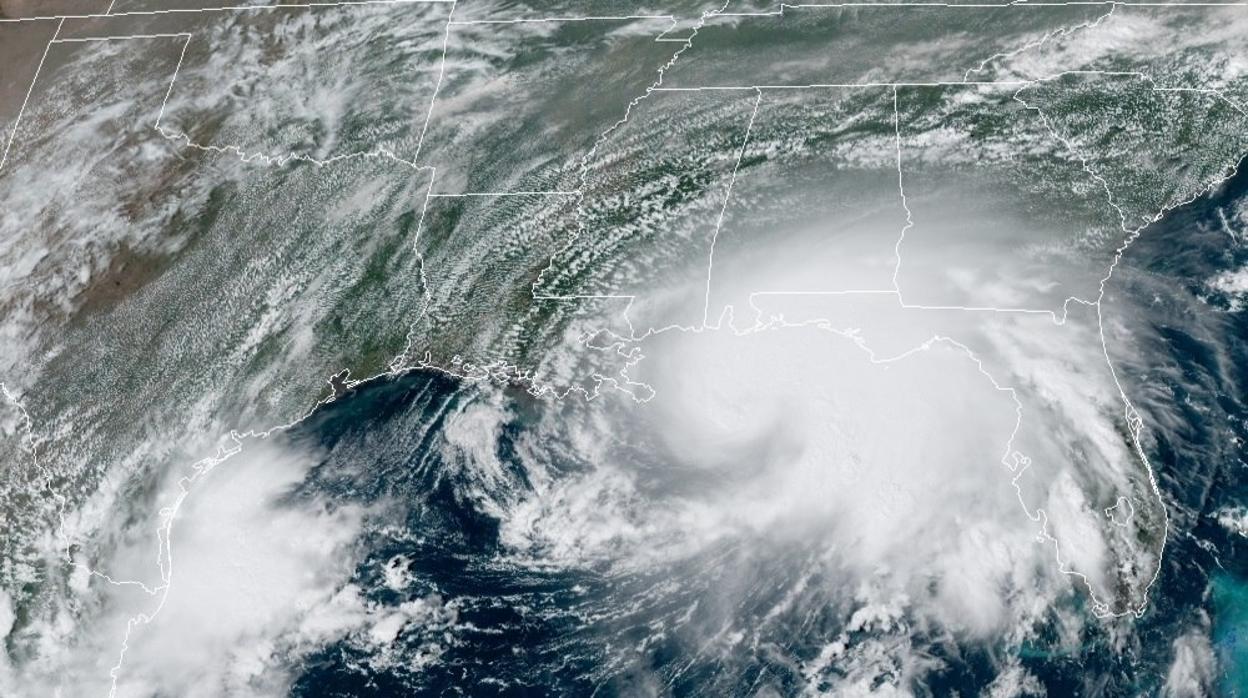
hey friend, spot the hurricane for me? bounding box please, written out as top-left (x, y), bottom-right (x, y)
top-left (2, 0), bottom-right (1248, 696)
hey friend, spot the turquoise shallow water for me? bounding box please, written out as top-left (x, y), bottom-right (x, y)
top-left (275, 164), bottom-right (1248, 695)
top-left (1214, 574), bottom-right (1248, 696)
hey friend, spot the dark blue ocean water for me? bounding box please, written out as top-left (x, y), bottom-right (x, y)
top-left (282, 166), bottom-right (1248, 696)
top-left (1104, 161), bottom-right (1248, 697)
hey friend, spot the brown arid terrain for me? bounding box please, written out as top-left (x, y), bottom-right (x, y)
top-left (0, 1), bottom-right (113, 138)
top-left (0, 0), bottom-right (110, 19)
top-left (0, 22), bottom-right (55, 130)
top-left (2, 3), bottom-right (1248, 695)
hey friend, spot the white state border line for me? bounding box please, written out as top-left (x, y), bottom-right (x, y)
top-left (653, 80), bottom-right (1033, 90)
top-left (558, 73), bottom-right (1242, 322)
top-left (530, 0), bottom-right (729, 300)
top-left (0, 18), bottom-right (62, 173)
top-left (520, 34), bottom-right (1238, 621)
top-left (53, 32), bottom-right (193, 43)
top-left (57, 4), bottom-right (1213, 626)
top-left (427, 191), bottom-right (581, 197)
top-left (0, 0), bottom-right (1227, 680)
top-left (0, 5), bottom-right (458, 693)
top-left (721, 0), bottom-right (1248, 11)
top-left (964, 3), bottom-right (1117, 81)
top-left (0, 0), bottom-right (449, 24)
top-left (5, 0), bottom-right (1247, 25)
top-left (86, 1), bottom-right (456, 688)
top-left (448, 14), bottom-right (676, 25)
top-left (702, 89), bottom-right (762, 328)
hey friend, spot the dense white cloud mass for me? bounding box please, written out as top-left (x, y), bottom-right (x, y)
top-left (112, 441), bottom-right (365, 698)
top-left (1164, 631), bottom-right (1217, 698)
top-left (0, 0), bottom-right (1245, 694)
top-left (496, 257), bottom-right (1155, 637)
top-left (0, 438), bottom-right (373, 697)
top-left (636, 323), bottom-right (1040, 630)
